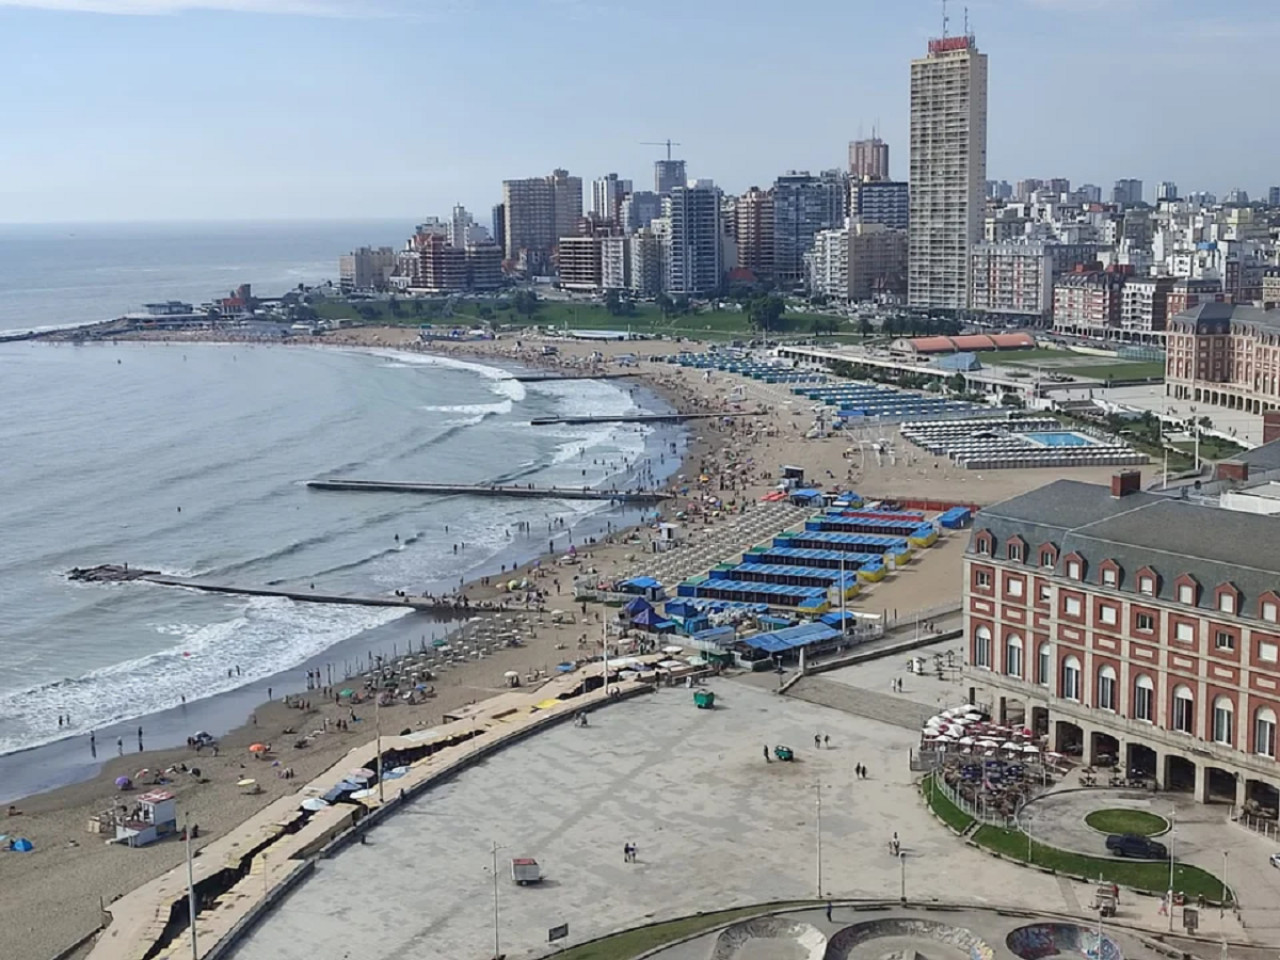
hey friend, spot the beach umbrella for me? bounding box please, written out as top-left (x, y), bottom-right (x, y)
top-left (1023, 744), bottom-right (1040, 755)
top-left (10, 838), bottom-right (33, 853)
top-left (350, 788), bottom-right (376, 801)
top-left (335, 779), bottom-right (362, 792)
top-left (383, 767), bottom-right (408, 780)
top-left (350, 768), bottom-right (375, 780)
top-left (249, 743), bottom-right (267, 753)
top-left (1001, 741), bottom-right (1019, 751)
top-left (114, 776), bottom-right (132, 790)
top-left (299, 798), bottom-right (330, 812)
top-left (556, 662), bottom-right (574, 672)
top-left (662, 645), bottom-right (684, 655)
top-left (958, 736), bottom-right (975, 746)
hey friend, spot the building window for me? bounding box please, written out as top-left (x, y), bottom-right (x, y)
top-left (1102, 568), bottom-right (1118, 588)
top-left (1067, 560), bottom-right (1082, 580)
top-left (1007, 577), bottom-right (1024, 598)
top-left (1215, 630), bottom-right (1235, 651)
top-left (973, 626), bottom-right (992, 669)
top-left (1134, 675), bottom-right (1154, 722)
top-left (1097, 665), bottom-right (1117, 711)
top-left (1099, 605), bottom-right (1118, 626)
top-left (1213, 696), bottom-right (1234, 746)
top-left (1038, 583), bottom-right (1051, 603)
top-left (1040, 550), bottom-right (1055, 569)
top-left (1178, 583), bottom-right (1196, 605)
top-left (1261, 641), bottom-right (1279, 663)
top-left (1255, 707), bottom-right (1277, 758)
top-left (1173, 685), bottom-right (1194, 734)
top-left (976, 537), bottom-right (990, 556)
top-left (1061, 656), bottom-right (1081, 701)
top-left (1175, 622), bottom-right (1195, 643)
top-left (1005, 634), bottom-right (1023, 678)
top-left (1064, 596), bottom-right (1082, 617)
top-left (1262, 601), bottom-right (1278, 623)
top-left (1136, 612), bottom-right (1155, 633)
top-left (975, 570), bottom-right (991, 588)
top-left (1037, 643), bottom-right (1050, 687)
top-left (1008, 543), bottom-right (1023, 562)
top-left (1218, 591), bottom-right (1236, 614)
top-left (1139, 575), bottom-right (1155, 596)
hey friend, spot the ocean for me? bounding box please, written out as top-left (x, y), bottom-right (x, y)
top-left (0, 224), bottom-right (680, 800)
top-left (0, 219), bottom-right (406, 333)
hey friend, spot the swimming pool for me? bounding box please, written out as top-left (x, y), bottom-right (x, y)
top-left (1022, 431), bottom-right (1096, 448)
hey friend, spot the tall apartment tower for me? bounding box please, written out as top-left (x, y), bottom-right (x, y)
top-left (666, 180), bottom-right (723, 296)
top-left (772, 170), bottom-right (848, 290)
top-left (654, 159), bottom-right (687, 197)
top-left (848, 137), bottom-right (890, 181)
top-left (734, 186), bottom-right (775, 281)
top-left (1111, 179), bottom-right (1144, 207)
top-left (501, 169), bottom-right (583, 274)
top-left (592, 173), bottom-right (632, 223)
top-left (908, 34), bottom-right (988, 311)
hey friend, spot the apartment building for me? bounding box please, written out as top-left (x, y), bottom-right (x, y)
top-left (968, 242), bottom-right (1053, 322)
top-left (556, 235), bottom-right (603, 292)
top-left (666, 181), bottom-right (723, 296)
top-left (734, 186), bottom-right (774, 281)
top-left (601, 236), bottom-right (630, 291)
top-left (501, 169), bottom-right (583, 274)
top-left (964, 472), bottom-right (1280, 808)
top-left (1052, 270), bottom-right (1126, 338)
top-left (849, 223), bottom-right (908, 301)
top-left (908, 35), bottom-right (988, 311)
top-left (848, 137), bottom-right (890, 181)
top-left (852, 180), bottom-right (909, 231)
top-left (339, 246), bottom-right (397, 292)
top-left (772, 170), bottom-right (847, 290)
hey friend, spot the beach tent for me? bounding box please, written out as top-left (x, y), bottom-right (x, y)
top-left (623, 596), bottom-right (652, 616)
top-left (631, 608), bottom-right (676, 634)
top-left (619, 576), bottom-right (664, 601)
top-left (9, 838), bottom-right (33, 852)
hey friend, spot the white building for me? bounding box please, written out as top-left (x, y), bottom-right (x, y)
top-left (805, 222), bottom-right (849, 300)
top-left (592, 174), bottom-right (632, 223)
top-left (967, 242), bottom-right (1053, 321)
top-left (908, 34), bottom-right (988, 311)
top-left (630, 226), bottom-right (665, 297)
top-left (601, 236), bottom-right (630, 291)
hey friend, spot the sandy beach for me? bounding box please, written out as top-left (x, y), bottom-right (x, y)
top-left (3, 327), bottom-right (1143, 960)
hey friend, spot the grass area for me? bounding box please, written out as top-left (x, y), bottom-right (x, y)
top-left (922, 775), bottom-right (976, 833)
top-left (1056, 361), bottom-right (1165, 381)
top-left (554, 902), bottom-right (817, 960)
top-left (1171, 436), bottom-right (1247, 461)
top-left (312, 296), bottom-right (855, 342)
top-left (973, 824), bottom-right (1224, 900)
top-left (976, 348), bottom-right (1077, 366)
top-left (1084, 809), bottom-right (1169, 837)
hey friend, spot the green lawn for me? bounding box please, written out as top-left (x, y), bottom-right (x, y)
top-left (975, 348), bottom-right (1076, 366)
top-left (972, 825), bottom-right (1224, 900)
top-left (1084, 809), bottom-right (1168, 837)
top-left (921, 775), bottom-right (975, 832)
top-left (1056, 361), bottom-right (1166, 381)
top-left (554, 902), bottom-right (818, 960)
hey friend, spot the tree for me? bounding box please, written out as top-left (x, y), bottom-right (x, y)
top-left (747, 295), bottom-right (785, 334)
top-left (477, 305), bottom-right (494, 321)
top-left (947, 373), bottom-right (967, 395)
top-left (656, 293), bottom-right (675, 319)
top-left (387, 296), bottom-right (403, 318)
top-left (512, 290), bottom-right (541, 318)
top-left (673, 294), bottom-right (692, 316)
top-left (858, 316), bottom-right (872, 339)
top-left (604, 289), bottom-right (622, 316)
top-left (1001, 392), bottom-right (1026, 409)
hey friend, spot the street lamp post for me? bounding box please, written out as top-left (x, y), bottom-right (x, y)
top-left (1167, 806), bottom-right (1177, 932)
top-left (815, 783), bottom-right (823, 898)
top-left (491, 841), bottom-right (505, 960)
top-left (1221, 850), bottom-right (1229, 919)
top-left (899, 851), bottom-right (906, 904)
top-left (185, 815), bottom-right (198, 960)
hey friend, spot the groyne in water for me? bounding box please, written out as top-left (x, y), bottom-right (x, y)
top-left (304, 479), bottom-right (669, 502)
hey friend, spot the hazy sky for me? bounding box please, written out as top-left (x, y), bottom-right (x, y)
top-left (1, 0), bottom-right (1277, 223)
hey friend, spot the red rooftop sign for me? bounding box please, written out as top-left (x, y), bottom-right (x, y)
top-left (929, 36), bottom-right (973, 54)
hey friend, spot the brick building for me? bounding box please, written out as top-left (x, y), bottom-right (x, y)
top-left (963, 473), bottom-right (1280, 810)
top-left (1165, 303), bottom-right (1280, 414)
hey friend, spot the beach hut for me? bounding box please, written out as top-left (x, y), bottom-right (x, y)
top-left (623, 596), bottom-right (653, 616)
top-left (631, 607), bottom-right (676, 634)
top-left (618, 576), bottom-right (665, 602)
top-left (115, 790), bottom-right (178, 848)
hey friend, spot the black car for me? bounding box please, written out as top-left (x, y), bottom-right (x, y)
top-left (1106, 833), bottom-right (1168, 859)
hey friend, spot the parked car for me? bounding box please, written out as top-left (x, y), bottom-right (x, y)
top-left (1269, 852), bottom-right (1280, 869)
top-left (1106, 834), bottom-right (1168, 859)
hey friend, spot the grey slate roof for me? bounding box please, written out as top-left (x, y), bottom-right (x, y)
top-left (970, 479), bottom-right (1280, 617)
top-left (1170, 302), bottom-right (1280, 335)
top-left (1227, 438), bottom-right (1280, 473)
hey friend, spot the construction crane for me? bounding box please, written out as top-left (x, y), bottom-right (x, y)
top-left (641, 139), bottom-right (682, 160)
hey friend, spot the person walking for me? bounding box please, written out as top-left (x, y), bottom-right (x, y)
top-left (823, 734), bottom-right (830, 749)
top-left (826, 901), bottom-right (833, 923)
top-left (814, 734), bottom-right (822, 749)
top-left (116, 737), bottom-right (123, 756)
top-left (764, 744), bottom-right (771, 763)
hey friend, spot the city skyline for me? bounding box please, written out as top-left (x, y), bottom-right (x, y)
top-left (2, 0), bottom-right (1279, 222)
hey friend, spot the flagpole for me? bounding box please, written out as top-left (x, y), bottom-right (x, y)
top-left (186, 815), bottom-right (198, 960)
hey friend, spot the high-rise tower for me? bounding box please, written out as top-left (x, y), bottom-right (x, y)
top-left (907, 33), bottom-right (988, 311)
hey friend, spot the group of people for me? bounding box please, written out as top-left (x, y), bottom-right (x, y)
top-left (622, 841), bottom-right (639, 863)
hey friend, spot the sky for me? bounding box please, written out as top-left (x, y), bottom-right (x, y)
top-left (0, 0), bottom-right (1277, 223)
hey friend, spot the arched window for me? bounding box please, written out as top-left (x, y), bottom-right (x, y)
top-left (1173, 685), bottom-right (1195, 734)
top-left (973, 626), bottom-right (992, 669)
top-left (1134, 674), bottom-right (1154, 722)
top-left (1255, 707), bottom-right (1277, 758)
top-left (1005, 634), bottom-right (1023, 678)
top-left (1062, 656), bottom-right (1081, 701)
top-left (1213, 696), bottom-right (1234, 746)
top-left (1097, 665), bottom-right (1117, 711)
top-left (1037, 643), bottom-right (1051, 687)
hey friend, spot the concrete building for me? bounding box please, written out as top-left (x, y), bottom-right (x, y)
top-left (447, 205), bottom-right (490, 249)
top-left (592, 173), bottom-right (632, 224)
top-left (1052, 269), bottom-right (1127, 339)
top-left (1166, 303), bottom-right (1280, 413)
top-left (601, 236), bottom-right (630, 291)
top-left (1112, 179), bottom-right (1144, 207)
top-left (666, 181), bottom-right (723, 296)
top-left (1264, 269), bottom-right (1280, 308)
top-left (501, 169), bottom-right (583, 274)
top-left (339, 246), bottom-right (397, 292)
top-left (908, 34), bottom-right (988, 312)
top-left (734, 186), bottom-right (774, 282)
top-left (465, 243), bottom-right (504, 292)
top-left (629, 226), bottom-right (665, 297)
top-left (1120, 276), bottom-right (1175, 341)
top-left (805, 224), bottom-right (849, 300)
top-left (964, 473), bottom-right (1280, 808)
top-left (1167, 278), bottom-right (1224, 318)
top-left (848, 137), bottom-right (890, 181)
top-left (848, 222), bottom-right (908, 301)
top-left (411, 233), bottom-right (468, 294)
top-left (556, 236), bottom-right (603, 292)
top-left (1269, 187), bottom-right (1280, 207)
top-left (620, 191), bottom-right (662, 234)
top-left (852, 180), bottom-right (909, 231)
top-left (1077, 184), bottom-right (1103, 204)
top-left (967, 242), bottom-right (1054, 322)
top-left (1157, 181), bottom-right (1180, 202)
top-left (772, 170), bottom-right (847, 290)
top-left (654, 159), bottom-right (686, 198)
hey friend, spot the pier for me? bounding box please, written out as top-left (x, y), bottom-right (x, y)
top-left (503, 372), bottom-right (638, 382)
top-left (528, 411), bottom-right (762, 426)
top-left (68, 566), bottom-right (481, 615)
top-left (304, 479), bottom-right (669, 502)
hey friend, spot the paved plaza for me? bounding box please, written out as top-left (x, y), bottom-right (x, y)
top-left (227, 680), bottom-right (1097, 960)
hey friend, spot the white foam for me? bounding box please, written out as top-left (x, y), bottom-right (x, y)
top-left (421, 401), bottom-right (512, 416)
top-left (0, 598), bottom-right (409, 755)
top-left (357, 347), bottom-right (527, 403)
